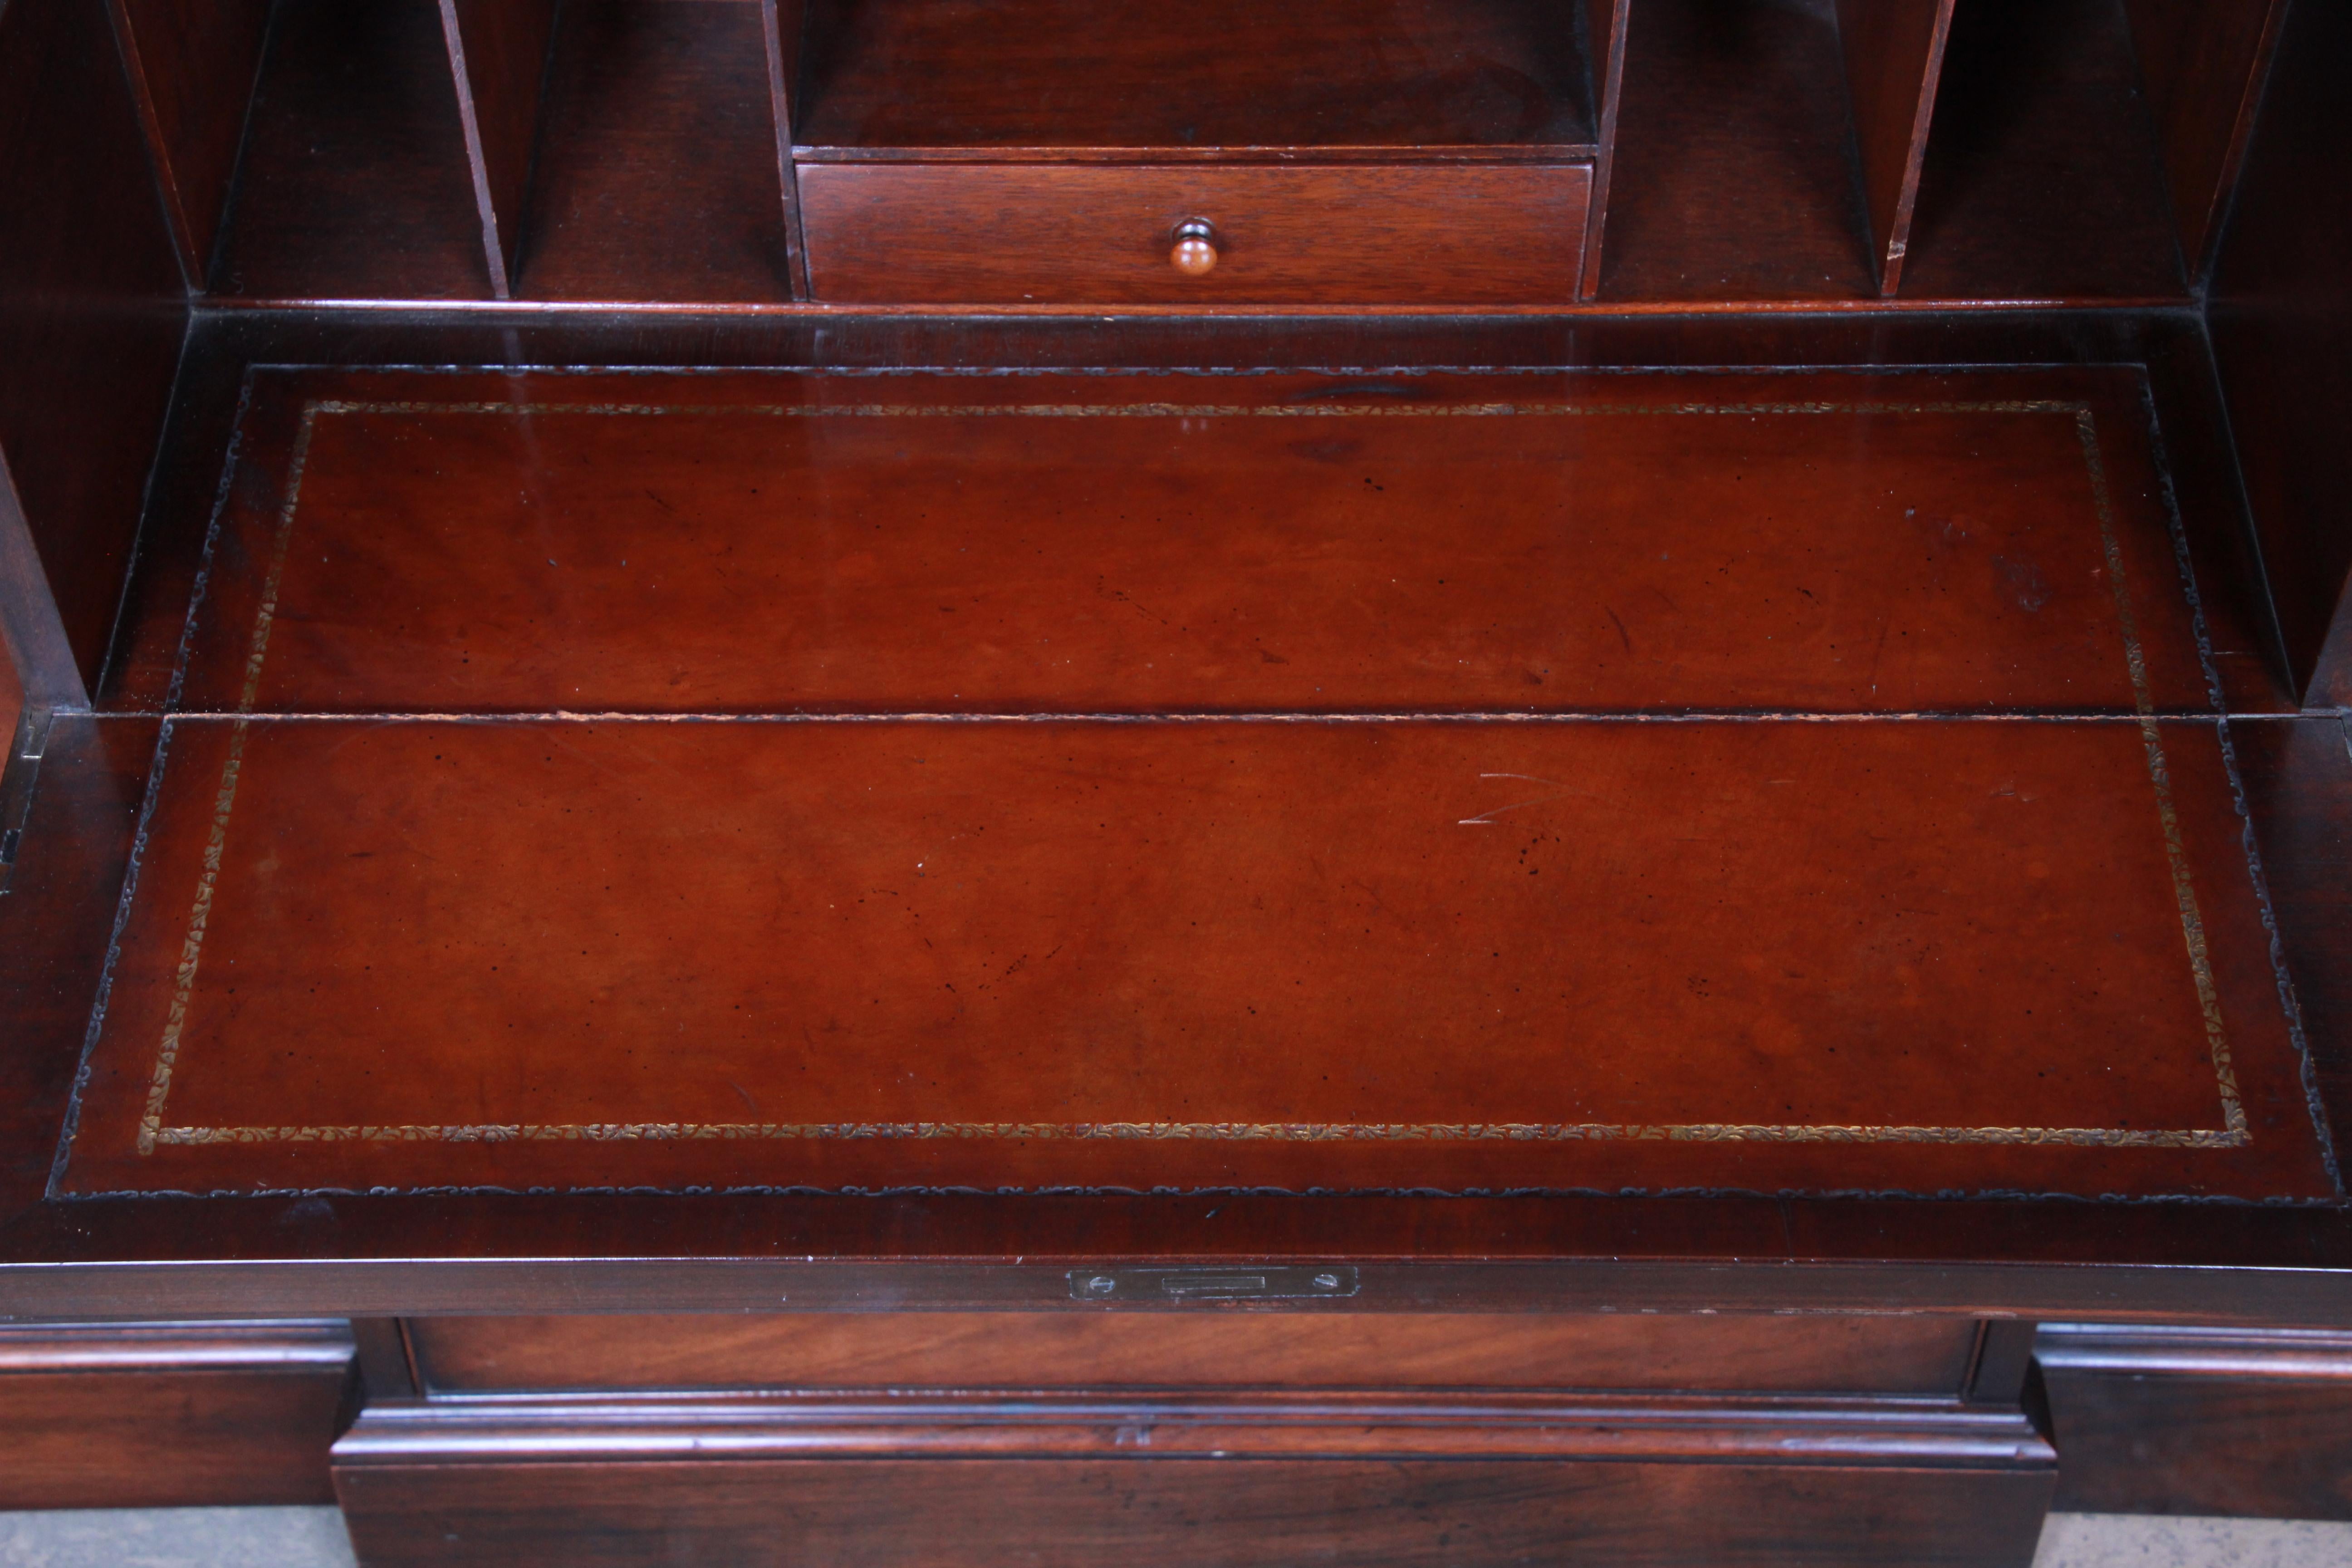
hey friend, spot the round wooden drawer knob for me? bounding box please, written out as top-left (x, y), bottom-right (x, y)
top-left (1170, 219), bottom-right (1219, 276)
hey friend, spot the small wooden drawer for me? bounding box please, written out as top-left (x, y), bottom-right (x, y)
top-left (795, 162), bottom-right (1591, 304)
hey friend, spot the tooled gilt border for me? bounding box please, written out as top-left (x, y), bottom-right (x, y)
top-left (122, 395), bottom-right (2247, 1154)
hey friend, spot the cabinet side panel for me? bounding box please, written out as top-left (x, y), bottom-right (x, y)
top-left (0, 0), bottom-right (188, 691)
top-left (2209, 0), bottom-right (2352, 707)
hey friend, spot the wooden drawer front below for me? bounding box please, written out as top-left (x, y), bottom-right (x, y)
top-left (0, 1320), bottom-right (353, 1507)
top-left (796, 163), bottom-right (1590, 304)
top-left (409, 1312), bottom-right (1980, 1396)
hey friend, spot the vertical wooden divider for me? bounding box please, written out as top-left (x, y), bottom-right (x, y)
top-left (438, 0), bottom-right (560, 299)
top-left (1576, 0), bottom-right (1632, 300)
top-left (102, 0), bottom-right (277, 289)
top-left (2122, 0), bottom-right (2290, 282)
top-left (763, 0), bottom-right (811, 300)
top-left (1834, 0), bottom-right (1957, 295)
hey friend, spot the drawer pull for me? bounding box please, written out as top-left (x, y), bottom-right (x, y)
top-left (1169, 218), bottom-right (1220, 276)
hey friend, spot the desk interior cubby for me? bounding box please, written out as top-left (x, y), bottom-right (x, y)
top-left (786, 0), bottom-right (1602, 159)
top-left (161, 0), bottom-right (2275, 306)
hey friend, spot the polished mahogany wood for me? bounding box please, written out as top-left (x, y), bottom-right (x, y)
top-left (2038, 1323), bottom-right (2352, 1517)
top-left (0, 1318), bottom-right (352, 1508)
top-left (798, 162), bottom-right (1591, 303)
top-left (334, 1390), bottom-right (2053, 1568)
top-left (2122, 0), bottom-right (2288, 281)
top-left (1833, 0), bottom-right (1954, 297)
top-left (105, 0), bottom-right (274, 281)
top-left (521, 0), bottom-right (793, 302)
top-left (407, 1311), bottom-right (1983, 1395)
top-left (761, 0), bottom-right (811, 298)
top-left (212, 0), bottom-right (491, 299)
top-left (438, 0), bottom-right (559, 299)
top-left (792, 0), bottom-right (1597, 158)
top-left (0, 0), bottom-right (186, 689)
top-left (2207, 0), bottom-right (2352, 709)
top-left (1576, 0), bottom-right (1630, 299)
top-left (1599, 0), bottom-right (1873, 300)
top-left (1903, 0), bottom-right (2184, 302)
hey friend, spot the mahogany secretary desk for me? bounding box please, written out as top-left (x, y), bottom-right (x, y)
top-left (1, 0), bottom-right (2350, 1561)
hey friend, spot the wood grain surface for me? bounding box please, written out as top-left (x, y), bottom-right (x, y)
top-left (2207, 0), bottom-right (2352, 707)
top-left (0, 0), bottom-right (187, 688)
top-left (2038, 1323), bottom-right (2352, 1517)
top-left (212, 0), bottom-right (491, 299)
top-left (408, 1311), bottom-right (1982, 1394)
top-left (333, 1391), bottom-right (2054, 1567)
top-left (106, 0), bottom-right (275, 278)
top-left (439, 0), bottom-right (560, 298)
top-left (792, 0), bottom-right (1597, 155)
top-left (1599, 0), bottom-right (1874, 301)
top-left (0, 1318), bottom-right (352, 1508)
top-left (519, 0), bottom-right (793, 301)
top-left (1833, 0), bottom-right (1955, 295)
top-left (798, 162), bottom-right (1590, 304)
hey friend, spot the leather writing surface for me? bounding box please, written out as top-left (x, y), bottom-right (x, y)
top-left (49, 366), bottom-right (2335, 1200)
top-left (170, 368), bottom-right (2209, 716)
top-left (55, 715), bottom-right (2328, 1198)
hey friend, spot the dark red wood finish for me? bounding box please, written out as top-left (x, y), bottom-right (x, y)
top-left (2122, 0), bottom-right (2289, 280)
top-left (1903, 0), bottom-right (2184, 302)
top-left (519, 0), bottom-right (793, 302)
top-left (106, 0), bottom-right (275, 281)
top-left (2207, 0), bottom-right (2352, 709)
top-left (333, 1394), bottom-right (2054, 1568)
top-left (407, 1311), bottom-right (1983, 1394)
top-left (0, 0), bottom-right (187, 690)
top-left (0, 10), bottom-right (2343, 1553)
top-left (762, 0), bottom-right (811, 298)
top-left (438, 0), bottom-right (559, 299)
top-left (211, 0), bottom-right (490, 300)
top-left (1833, 0), bottom-right (1954, 297)
top-left (1575, 0), bottom-right (1630, 299)
top-left (2038, 1323), bottom-right (2352, 1517)
top-left (797, 163), bottom-right (1592, 304)
top-left (791, 0), bottom-right (1598, 157)
top-left (0, 1318), bottom-right (353, 1508)
top-left (1599, 0), bottom-right (1874, 300)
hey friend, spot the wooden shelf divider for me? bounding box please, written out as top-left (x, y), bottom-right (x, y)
top-left (103, 0), bottom-right (276, 286)
top-left (1833, 0), bottom-right (1956, 297)
top-left (513, 0), bottom-right (799, 302)
top-left (763, 0), bottom-right (810, 300)
top-left (1577, 0), bottom-right (1631, 300)
top-left (436, 0), bottom-right (559, 300)
top-left (2122, 0), bottom-right (2290, 282)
